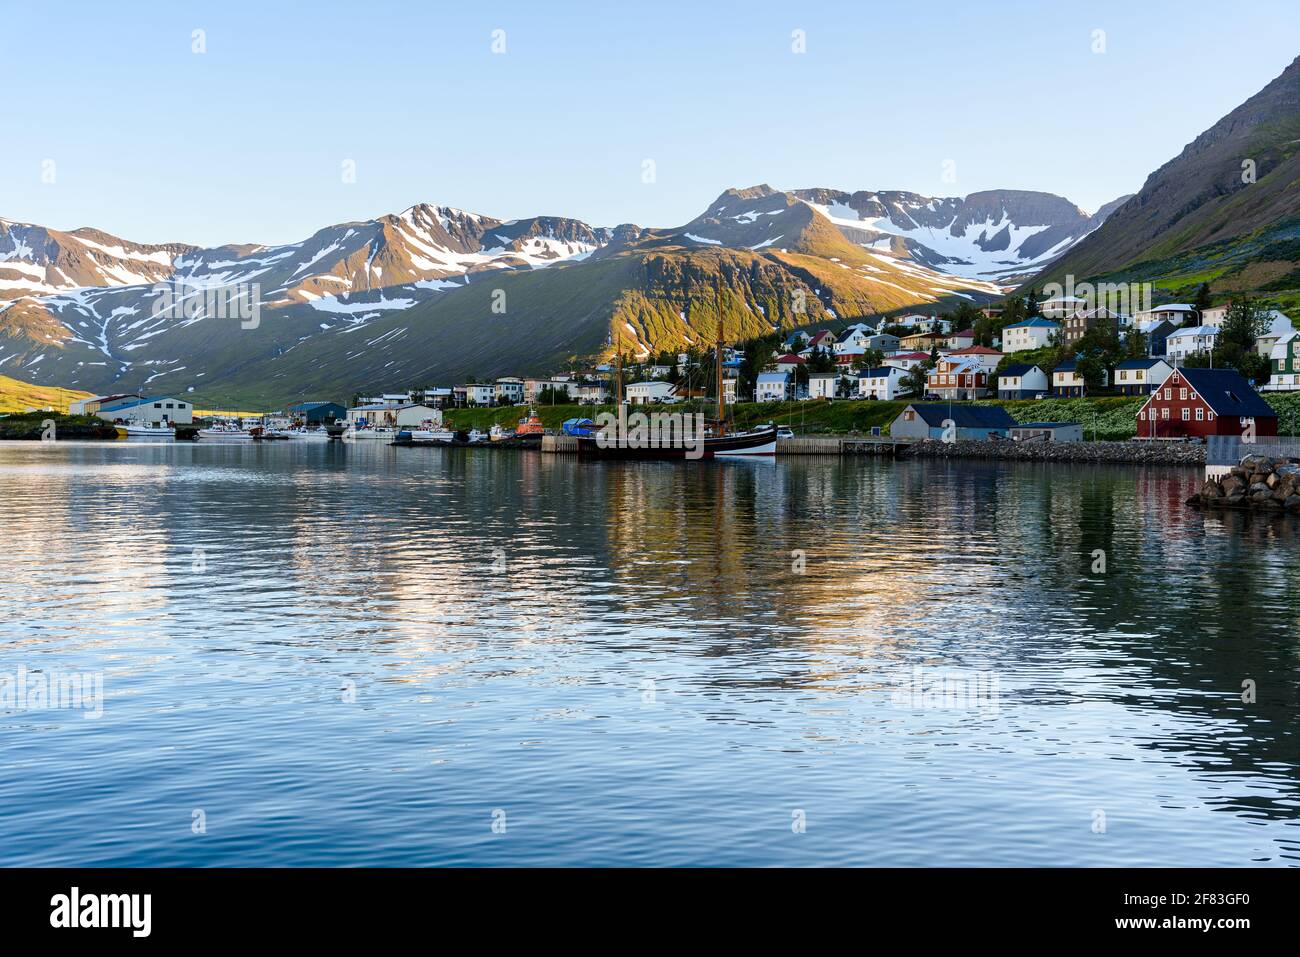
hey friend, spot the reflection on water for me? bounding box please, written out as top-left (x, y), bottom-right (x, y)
top-left (1, 440), bottom-right (1298, 865)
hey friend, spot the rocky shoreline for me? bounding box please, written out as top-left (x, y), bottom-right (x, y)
top-left (1188, 454), bottom-right (1300, 512)
top-left (900, 439), bottom-right (1205, 466)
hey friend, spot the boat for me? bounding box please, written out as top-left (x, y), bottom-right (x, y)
top-left (283, 427), bottom-right (331, 441)
top-left (489, 423), bottom-right (516, 442)
top-left (121, 421), bottom-right (175, 438)
top-left (198, 421), bottom-right (254, 440)
top-left (344, 425), bottom-right (400, 440)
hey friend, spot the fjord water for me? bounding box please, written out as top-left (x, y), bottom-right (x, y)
top-left (1, 440), bottom-right (1298, 867)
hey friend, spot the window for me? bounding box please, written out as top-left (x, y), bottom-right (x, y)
top-left (1195, 408), bottom-right (1204, 421)
top-left (1164, 389), bottom-right (1172, 400)
top-left (1162, 408), bottom-right (1170, 419)
top-left (1182, 408), bottom-right (1190, 421)
top-left (1179, 389), bottom-right (1187, 400)
top-left (1208, 412), bottom-right (1215, 421)
top-left (154, 402), bottom-right (162, 408)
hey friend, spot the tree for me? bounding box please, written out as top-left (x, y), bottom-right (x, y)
top-left (804, 347), bottom-right (836, 374)
top-left (853, 347), bottom-right (885, 372)
top-left (1193, 282), bottom-right (1213, 315)
top-left (1025, 290), bottom-right (1041, 318)
top-left (902, 364), bottom-right (927, 397)
top-left (1213, 297), bottom-right (1273, 382)
top-left (1074, 350), bottom-right (1107, 393)
top-left (1122, 326), bottom-right (1149, 359)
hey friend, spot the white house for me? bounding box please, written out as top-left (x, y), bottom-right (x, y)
top-left (883, 351), bottom-right (930, 371)
top-left (1254, 310), bottom-right (1295, 356)
top-left (625, 380), bottom-right (678, 404)
top-left (1112, 357), bottom-right (1174, 395)
top-left (1000, 317), bottom-right (1060, 353)
top-left (774, 353), bottom-right (806, 376)
top-left (756, 372), bottom-right (791, 402)
top-left (995, 364), bottom-right (1049, 400)
top-left (495, 377), bottom-right (525, 404)
top-left (807, 372), bottom-right (842, 400)
top-left (572, 382), bottom-right (610, 405)
top-left (1165, 325), bottom-right (1218, 360)
top-left (857, 366), bottom-right (908, 400)
top-left (458, 383), bottom-right (496, 406)
top-left (1137, 304), bottom-right (1199, 326)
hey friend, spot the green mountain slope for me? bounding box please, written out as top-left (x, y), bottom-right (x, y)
top-left (1034, 54), bottom-right (1300, 310)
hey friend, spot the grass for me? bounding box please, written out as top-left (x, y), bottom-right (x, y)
top-left (0, 374), bottom-right (92, 415)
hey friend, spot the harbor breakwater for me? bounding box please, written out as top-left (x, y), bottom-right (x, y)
top-left (1188, 453), bottom-right (1300, 512)
top-left (900, 439), bottom-right (1206, 466)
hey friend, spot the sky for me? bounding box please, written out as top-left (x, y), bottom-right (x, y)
top-left (3, 0), bottom-right (1298, 248)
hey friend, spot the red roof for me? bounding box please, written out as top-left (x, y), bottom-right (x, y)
top-left (776, 353), bottom-right (806, 363)
top-left (808, 330), bottom-right (834, 345)
top-left (948, 345), bottom-right (1001, 355)
top-left (953, 328), bottom-right (976, 337)
top-left (888, 352), bottom-right (930, 360)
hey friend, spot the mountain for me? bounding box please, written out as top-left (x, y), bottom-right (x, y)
top-left (1034, 54), bottom-right (1300, 310)
top-left (0, 183), bottom-right (1118, 407)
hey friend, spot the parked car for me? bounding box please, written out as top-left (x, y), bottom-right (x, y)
top-left (776, 427), bottom-right (794, 439)
top-left (922, 393), bottom-right (944, 401)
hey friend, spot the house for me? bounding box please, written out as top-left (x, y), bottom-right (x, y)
top-left (774, 353), bottom-right (806, 376)
top-left (1136, 367), bottom-right (1277, 439)
top-left (979, 306), bottom-right (1004, 320)
top-left (1009, 422), bottom-right (1084, 443)
top-left (928, 355), bottom-right (990, 400)
top-left (625, 380), bottom-right (678, 404)
top-left (96, 395), bottom-right (194, 426)
top-left (996, 363), bottom-right (1049, 400)
top-left (807, 371), bottom-right (842, 400)
top-left (1165, 325), bottom-right (1218, 361)
top-left (781, 332), bottom-right (811, 352)
top-left (883, 351), bottom-right (930, 371)
top-left (1139, 303), bottom-right (1199, 326)
top-left (946, 328), bottom-right (976, 350)
top-left (287, 401), bottom-right (346, 424)
top-left (1051, 359), bottom-right (1107, 397)
top-left (945, 345), bottom-right (1002, 373)
top-left (572, 382), bottom-right (610, 405)
top-left (422, 388), bottom-right (454, 408)
top-left (889, 404), bottom-right (1017, 440)
top-left (804, 330), bottom-right (837, 353)
top-left (1135, 319), bottom-right (1177, 357)
top-left (857, 366), bottom-right (909, 401)
top-left (756, 372), bottom-right (791, 402)
top-left (1039, 295), bottom-right (1088, 318)
top-left (1000, 317), bottom-right (1061, 353)
top-left (495, 377), bottom-right (525, 404)
top-left (1254, 310), bottom-right (1295, 357)
top-left (1112, 357), bottom-right (1174, 395)
top-left (891, 314), bottom-right (951, 334)
top-left (346, 403), bottom-right (440, 429)
top-left (1060, 307), bottom-right (1121, 346)
top-left (458, 383), bottom-right (496, 406)
top-left (1265, 332), bottom-right (1300, 391)
top-left (899, 331), bottom-right (947, 353)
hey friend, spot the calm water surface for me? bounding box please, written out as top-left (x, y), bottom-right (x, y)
top-left (1, 439), bottom-right (1298, 866)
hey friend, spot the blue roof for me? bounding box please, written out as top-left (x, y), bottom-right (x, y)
top-left (903, 404), bottom-right (1017, 429)
top-left (288, 400), bottom-right (342, 411)
top-left (1176, 368), bottom-right (1276, 418)
top-left (103, 395), bottom-right (188, 412)
top-left (857, 366), bottom-right (902, 378)
top-left (757, 372), bottom-right (789, 383)
top-left (1004, 317), bottom-right (1060, 329)
top-left (999, 363), bottom-right (1041, 377)
top-left (1114, 357), bottom-right (1168, 370)
top-left (1053, 359), bottom-right (1078, 372)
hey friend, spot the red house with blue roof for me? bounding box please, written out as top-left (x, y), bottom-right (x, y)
top-left (1136, 367), bottom-right (1277, 439)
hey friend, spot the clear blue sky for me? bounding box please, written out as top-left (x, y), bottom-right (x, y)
top-left (3, 0), bottom-right (1297, 247)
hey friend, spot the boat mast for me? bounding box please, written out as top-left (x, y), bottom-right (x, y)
top-left (614, 325), bottom-right (624, 406)
top-left (715, 280), bottom-right (726, 432)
